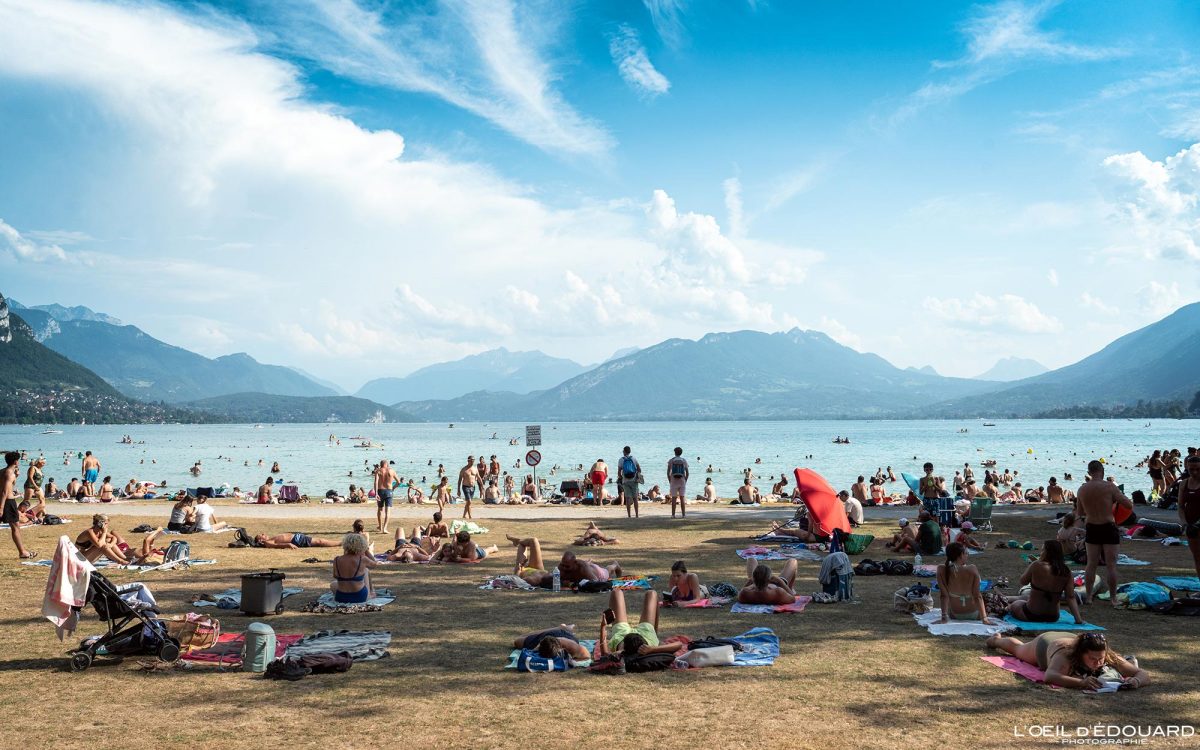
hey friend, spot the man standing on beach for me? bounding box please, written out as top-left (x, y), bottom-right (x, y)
top-left (81, 450), bottom-right (100, 497)
top-left (618, 446), bottom-right (642, 519)
top-left (3, 452), bottom-right (33, 559)
top-left (458, 456), bottom-right (480, 511)
top-left (375, 459), bottom-right (398, 534)
top-left (667, 447), bottom-right (689, 519)
top-left (1076, 460), bottom-right (1133, 608)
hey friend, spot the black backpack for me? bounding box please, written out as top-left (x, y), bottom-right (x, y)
top-left (854, 559), bottom-right (883, 576)
top-left (42, 514), bottom-right (64, 525)
top-left (623, 652), bottom-right (675, 672)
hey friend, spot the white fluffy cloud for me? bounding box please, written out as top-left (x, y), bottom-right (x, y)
top-left (1080, 292), bottom-right (1119, 316)
top-left (0, 219), bottom-right (67, 262)
top-left (1102, 144), bottom-right (1200, 260)
top-left (609, 24), bottom-right (670, 98)
top-left (923, 292), bottom-right (1062, 334)
top-left (1138, 281), bottom-right (1184, 319)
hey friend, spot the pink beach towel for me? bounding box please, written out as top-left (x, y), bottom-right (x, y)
top-left (980, 655), bottom-right (1058, 687)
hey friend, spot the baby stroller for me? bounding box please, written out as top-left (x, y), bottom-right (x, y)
top-left (68, 570), bottom-right (180, 672)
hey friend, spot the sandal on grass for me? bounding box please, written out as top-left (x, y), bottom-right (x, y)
top-left (20, 551), bottom-right (37, 559)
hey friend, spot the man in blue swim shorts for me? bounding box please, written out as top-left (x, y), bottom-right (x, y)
top-left (81, 450), bottom-right (101, 497)
top-left (374, 458), bottom-right (399, 535)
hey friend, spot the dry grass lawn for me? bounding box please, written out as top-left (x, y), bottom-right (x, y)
top-left (1, 501), bottom-right (1196, 750)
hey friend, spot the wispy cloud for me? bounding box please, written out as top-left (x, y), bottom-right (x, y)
top-left (888, 0), bottom-right (1123, 126)
top-left (0, 219), bottom-right (68, 262)
top-left (268, 0), bottom-right (613, 159)
top-left (1080, 292), bottom-right (1119, 316)
top-left (923, 292), bottom-right (1062, 334)
top-left (608, 24), bottom-right (670, 98)
top-left (643, 0), bottom-right (688, 48)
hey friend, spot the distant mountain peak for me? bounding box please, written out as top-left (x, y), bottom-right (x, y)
top-left (973, 357), bottom-right (1049, 382)
top-left (907, 365), bottom-right (939, 376)
top-left (9, 299), bottom-right (122, 326)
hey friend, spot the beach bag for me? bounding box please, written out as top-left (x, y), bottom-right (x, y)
top-left (517, 650), bottom-right (570, 673)
top-left (297, 652), bottom-right (353, 674)
top-left (1153, 597), bottom-right (1200, 616)
top-left (624, 652), bottom-right (675, 673)
top-left (680, 645), bottom-right (734, 668)
top-left (854, 559), bottom-right (883, 576)
top-left (620, 456), bottom-right (638, 478)
top-left (843, 533), bottom-right (875, 555)
top-left (689, 637), bottom-right (742, 652)
top-left (163, 540), bottom-right (190, 564)
top-left (894, 585), bottom-right (933, 614)
top-left (165, 613), bottom-right (220, 652)
top-left (578, 579), bottom-right (613, 593)
top-left (279, 485), bottom-right (301, 503)
top-left (42, 514), bottom-right (63, 525)
top-left (881, 559), bottom-right (913, 576)
top-left (670, 458), bottom-right (687, 478)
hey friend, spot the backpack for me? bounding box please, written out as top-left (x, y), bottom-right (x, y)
top-left (516, 650), bottom-right (570, 672)
top-left (623, 651), bottom-right (675, 673)
top-left (163, 540), bottom-right (190, 564)
top-left (620, 456), bottom-right (638, 479)
top-left (854, 559), bottom-right (883, 576)
top-left (42, 514), bottom-right (63, 525)
top-left (296, 652), bottom-right (354, 674)
top-left (669, 458), bottom-right (687, 478)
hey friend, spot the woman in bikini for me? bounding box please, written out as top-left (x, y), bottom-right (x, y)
top-left (573, 521), bottom-right (620, 546)
top-left (665, 560), bottom-right (704, 604)
top-left (986, 631), bottom-right (1149, 690)
top-left (506, 535), bottom-right (554, 587)
top-left (737, 558), bottom-right (798, 605)
top-left (1147, 450), bottom-right (1164, 496)
top-left (1006, 539), bottom-right (1083, 624)
top-left (98, 476), bottom-right (115, 503)
top-left (936, 542), bottom-right (994, 623)
top-left (331, 533), bottom-right (377, 603)
top-left (76, 514), bottom-right (165, 565)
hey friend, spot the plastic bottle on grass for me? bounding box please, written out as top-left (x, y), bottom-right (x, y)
top-left (552, 567), bottom-right (561, 592)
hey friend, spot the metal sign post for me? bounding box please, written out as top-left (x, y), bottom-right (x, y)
top-left (525, 426), bottom-right (542, 495)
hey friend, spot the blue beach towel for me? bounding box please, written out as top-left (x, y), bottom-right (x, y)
top-left (1156, 576), bottom-right (1200, 592)
top-left (728, 627), bottom-right (780, 667)
top-left (1001, 612), bottom-right (1104, 632)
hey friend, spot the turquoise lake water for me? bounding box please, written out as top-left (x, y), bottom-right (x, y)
top-left (2, 419), bottom-right (1187, 499)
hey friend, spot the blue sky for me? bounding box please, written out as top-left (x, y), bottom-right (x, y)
top-left (1, 0), bottom-right (1199, 390)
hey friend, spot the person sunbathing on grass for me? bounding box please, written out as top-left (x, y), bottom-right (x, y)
top-left (986, 632), bottom-right (1149, 690)
top-left (664, 560), bottom-right (704, 605)
top-left (936, 542), bottom-right (995, 624)
top-left (1005, 539), bottom-right (1083, 624)
top-left (558, 550), bottom-right (622, 585)
top-left (253, 532), bottom-right (341, 549)
top-left (885, 518), bottom-right (919, 552)
top-left (384, 527), bottom-right (436, 563)
top-left (332, 533), bottom-right (378, 603)
top-left (432, 530), bottom-right (499, 563)
top-left (764, 506), bottom-right (827, 543)
top-left (737, 558), bottom-right (798, 605)
top-left (573, 521), bottom-right (620, 546)
top-left (597, 589), bottom-right (677, 659)
top-left (506, 535), bottom-right (553, 587)
top-left (513, 624), bottom-right (590, 661)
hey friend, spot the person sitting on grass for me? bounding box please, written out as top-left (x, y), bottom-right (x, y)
top-left (331, 533), bottom-right (378, 603)
top-left (167, 496), bottom-right (196, 533)
top-left (597, 589), bottom-right (678, 659)
top-left (558, 549), bottom-right (622, 585)
top-left (953, 521), bottom-right (985, 551)
top-left (432, 530), bottom-right (499, 563)
top-left (253, 532), bottom-right (341, 549)
top-left (886, 518), bottom-right (918, 552)
top-left (75, 514), bottom-right (165, 565)
top-left (916, 511), bottom-right (944, 555)
top-left (737, 558), bottom-right (799, 605)
top-left (936, 542), bottom-right (995, 623)
top-left (986, 632), bottom-right (1149, 690)
top-left (764, 505), bottom-right (829, 543)
top-left (1056, 512), bottom-right (1086, 558)
top-left (513, 625), bottom-right (590, 662)
top-left (192, 496), bottom-right (230, 533)
top-left (735, 478), bottom-right (761, 505)
top-left (665, 560), bottom-right (704, 604)
top-left (573, 521), bottom-right (620, 546)
top-left (1006, 539), bottom-right (1083, 624)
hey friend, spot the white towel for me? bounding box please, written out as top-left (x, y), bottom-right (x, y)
top-left (913, 608), bottom-right (1013, 637)
top-left (42, 536), bottom-right (95, 641)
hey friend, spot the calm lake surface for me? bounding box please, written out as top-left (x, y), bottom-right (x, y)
top-left (2, 419), bottom-right (1185, 499)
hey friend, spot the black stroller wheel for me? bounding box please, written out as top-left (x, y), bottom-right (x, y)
top-left (70, 652), bottom-right (93, 672)
top-left (158, 640), bottom-right (180, 662)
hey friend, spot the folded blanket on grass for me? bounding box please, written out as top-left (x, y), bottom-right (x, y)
top-left (181, 633), bottom-right (304, 665)
top-left (285, 629), bottom-right (392, 662)
top-left (1156, 576), bottom-right (1200, 592)
top-left (730, 596), bottom-right (811, 614)
top-left (310, 589), bottom-right (395, 611)
top-left (611, 575), bottom-right (659, 590)
top-left (480, 575), bottom-right (537, 591)
top-left (736, 546), bottom-right (824, 562)
top-left (726, 627), bottom-right (780, 667)
top-left (193, 587), bottom-right (304, 608)
top-left (505, 640), bottom-right (597, 670)
top-left (449, 520), bottom-right (489, 535)
top-left (913, 609), bottom-right (1012, 636)
top-left (1001, 612), bottom-right (1104, 632)
top-left (675, 597), bottom-right (732, 608)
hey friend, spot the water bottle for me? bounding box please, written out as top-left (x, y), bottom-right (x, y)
top-left (914, 552), bottom-right (923, 567)
top-left (552, 567), bottom-right (561, 592)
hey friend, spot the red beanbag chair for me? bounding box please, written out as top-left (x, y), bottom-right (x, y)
top-left (793, 468), bottom-right (852, 538)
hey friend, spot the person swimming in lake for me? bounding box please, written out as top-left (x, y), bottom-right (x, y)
top-left (737, 558), bottom-right (798, 605)
top-left (986, 632), bottom-right (1149, 690)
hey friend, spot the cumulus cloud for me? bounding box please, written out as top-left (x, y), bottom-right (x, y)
top-left (647, 189), bottom-right (750, 283)
top-left (923, 292), bottom-right (1062, 333)
top-left (608, 24), bottom-right (670, 98)
top-left (1101, 144), bottom-right (1200, 259)
top-left (0, 219), bottom-right (68, 262)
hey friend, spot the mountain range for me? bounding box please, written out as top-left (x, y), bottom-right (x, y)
top-left (356, 348), bottom-right (590, 403)
top-left (972, 357), bottom-right (1049, 382)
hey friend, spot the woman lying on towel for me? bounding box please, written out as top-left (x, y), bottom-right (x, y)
top-left (513, 625), bottom-right (590, 661)
top-left (76, 515), bottom-right (165, 565)
top-left (986, 632), bottom-right (1149, 690)
top-left (936, 542), bottom-right (995, 624)
top-left (764, 506), bottom-right (829, 544)
top-left (664, 560), bottom-right (704, 605)
top-left (432, 530), bottom-right (499, 563)
top-left (506, 535), bottom-right (553, 587)
top-left (598, 589), bottom-right (677, 658)
top-left (331, 533), bottom-right (378, 603)
top-left (573, 521), bottom-right (620, 546)
top-left (738, 559), bottom-right (799, 605)
top-left (384, 527), bottom-right (436, 563)
top-left (1006, 540), bottom-right (1083, 624)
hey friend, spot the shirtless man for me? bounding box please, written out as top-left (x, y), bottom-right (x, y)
top-left (457, 456), bottom-right (480, 519)
top-left (253, 532), bottom-right (341, 549)
top-left (1076, 460), bottom-right (1133, 607)
top-left (737, 559), bottom-right (799, 605)
top-left (696, 477), bottom-right (718, 503)
top-left (81, 450), bottom-right (100, 497)
top-left (1047, 477), bottom-right (1065, 504)
top-left (736, 478), bottom-right (760, 505)
top-left (851, 475), bottom-right (869, 504)
top-left (433, 476), bottom-right (452, 512)
top-left (374, 459), bottom-right (399, 534)
top-left (3, 452), bottom-right (33, 558)
top-left (482, 479), bottom-right (501, 506)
